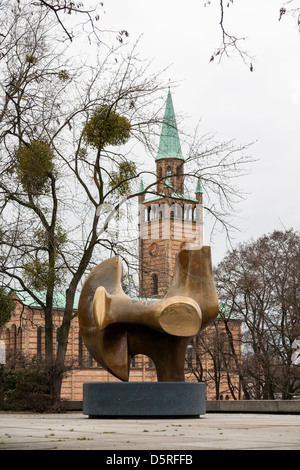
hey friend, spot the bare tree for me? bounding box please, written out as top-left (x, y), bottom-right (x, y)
top-left (0, 3), bottom-right (167, 399)
top-left (206, 0), bottom-right (300, 70)
top-left (185, 313), bottom-right (242, 400)
top-left (0, 2), bottom-right (254, 400)
top-left (12, 0), bottom-right (128, 45)
top-left (215, 229), bottom-right (300, 399)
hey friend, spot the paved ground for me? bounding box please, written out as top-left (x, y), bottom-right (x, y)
top-left (0, 412), bottom-right (299, 451)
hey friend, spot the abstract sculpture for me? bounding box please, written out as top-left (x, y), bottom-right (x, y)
top-left (78, 246), bottom-right (219, 382)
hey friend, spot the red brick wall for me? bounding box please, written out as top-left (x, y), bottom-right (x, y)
top-left (156, 158), bottom-right (184, 194)
top-left (1, 299), bottom-right (241, 401)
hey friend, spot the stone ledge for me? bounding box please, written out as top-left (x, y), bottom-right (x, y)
top-left (64, 398), bottom-right (300, 414)
top-left (206, 400), bottom-right (300, 414)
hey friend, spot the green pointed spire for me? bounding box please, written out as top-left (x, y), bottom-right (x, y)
top-left (156, 89), bottom-right (183, 161)
top-left (195, 178), bottom-right (203, 194)
top-left (139, 178), bottom-right (144, 192)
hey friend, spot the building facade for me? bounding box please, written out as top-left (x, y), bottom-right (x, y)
top-left (0, 91), bottom-right (242, 401)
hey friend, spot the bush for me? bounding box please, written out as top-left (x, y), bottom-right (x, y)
top-left (4, 368), bottom-right (50, 412)
top-left (1, 355), bottom-right (64, 412)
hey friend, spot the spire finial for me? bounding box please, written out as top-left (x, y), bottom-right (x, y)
top-left (155, 89), bottom-right (183, 161)
top-left (139, 178), bottom-right (144, 193)
top-left (195, 178), bottom-right (203, 194)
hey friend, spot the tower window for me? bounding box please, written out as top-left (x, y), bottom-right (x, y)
top-left (192, 205), bottom-right (196, 221)
top-left (152, 273), bottom-right (158, 296)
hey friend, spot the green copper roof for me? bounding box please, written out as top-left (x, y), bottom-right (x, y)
top-left (156, 90), bottom-right (183, 161)
top-left (195, 178), bottom-right (203, 194)
top-left (15, 290), bottom-right (80, 310)
top-left (143, 192), bottom-right (198, 204)
top-left (139, 179), bottom-right (144, 192)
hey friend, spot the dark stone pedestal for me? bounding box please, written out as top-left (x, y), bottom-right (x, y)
top-left (83, 382), bottom-right (206, 418)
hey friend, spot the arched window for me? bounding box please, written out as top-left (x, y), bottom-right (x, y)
top-left (192, 205), bottom-right (197, 221)
top-left (175, 204), bottom-right (182, 219)
top-left (185, 205), bottom-right (192, 220)
top-left (152, 273), bottom-right (158, 296)
top-left (11, 325), bottom-right (17, 353)
top-left (220, 332), bottom-right (231, 370)
top-left (56, 328), bottom-right (60, 351)
top-left (37, 327), bottom-right (43, 357)
top-left (5, 329), bottom-right (10, 354)
top-left (159, 204), bottom-right (165, 218)
top-left (88, 352), bottom-right (93, 367)
top-left (78, 332), bottom-right (83, 367)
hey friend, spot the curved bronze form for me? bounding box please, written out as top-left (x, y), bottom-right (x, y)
top-left (78, 246), bottom-right (219, 382)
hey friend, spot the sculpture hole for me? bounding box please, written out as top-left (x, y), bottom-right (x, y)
top-left (130, 354), bottom-right (157, 382)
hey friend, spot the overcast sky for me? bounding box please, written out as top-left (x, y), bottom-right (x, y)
top-left (102, 0), bottom-right (300, 264)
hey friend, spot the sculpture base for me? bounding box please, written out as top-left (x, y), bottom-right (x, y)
top-left (83, 382), bottom-right (206, 418)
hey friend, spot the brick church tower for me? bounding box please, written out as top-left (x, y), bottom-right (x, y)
top-left (138, 90), bottom-right (203, 299)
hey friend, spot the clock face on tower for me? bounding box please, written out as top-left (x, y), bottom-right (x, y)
top-left (149, 242), bottom-right (159, 256)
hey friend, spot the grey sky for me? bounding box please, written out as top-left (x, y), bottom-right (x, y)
top-left (103, 0), bottom-right (300, 264)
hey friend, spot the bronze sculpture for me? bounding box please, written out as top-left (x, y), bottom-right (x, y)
top-left (78, 246), bottom-right (219, 382)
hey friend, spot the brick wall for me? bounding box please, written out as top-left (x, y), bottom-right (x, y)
top-left (0, 296), bottom-right (241, 401)
top-left (156, 158), bottom-right (184, 194)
